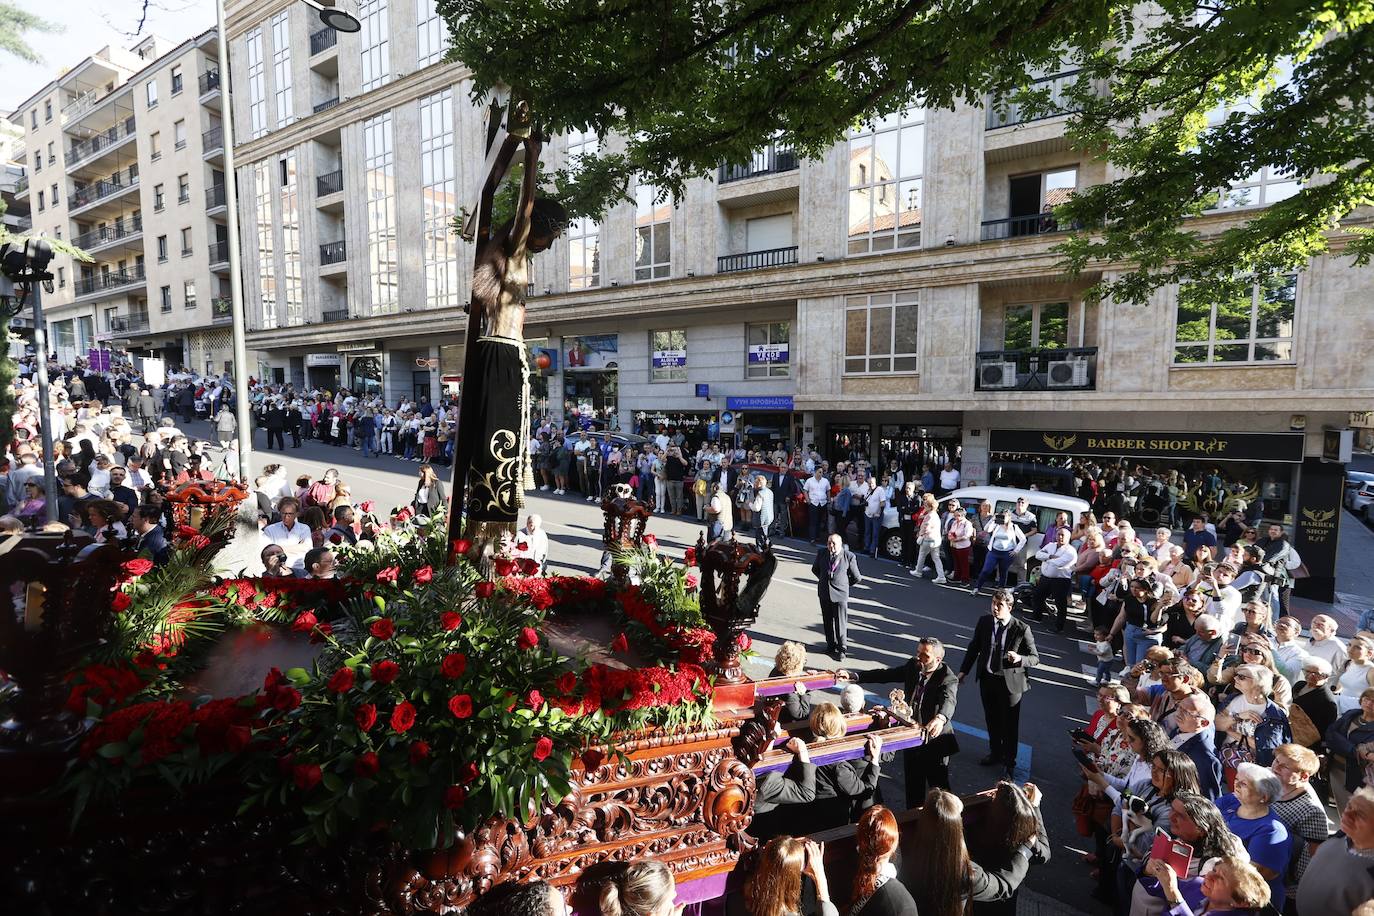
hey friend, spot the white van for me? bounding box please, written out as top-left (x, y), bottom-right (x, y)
top-left (876, 485), bottom-right (1089, 564)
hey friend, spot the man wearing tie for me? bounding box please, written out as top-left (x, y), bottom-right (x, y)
top-left (959, 589), bottom-right (1039, 778)
top-left (812, 533), bottom-right (862, 661)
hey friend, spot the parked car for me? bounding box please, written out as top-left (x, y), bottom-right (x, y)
top-left (1345, 473), bottom-right (1374, 510)
top-left (1347, 480), bottom-right (1374, 514)
top-left (1364, 499), bottom-right (1374, 527)
top-left (943, 485), bottom-right (1092, 566)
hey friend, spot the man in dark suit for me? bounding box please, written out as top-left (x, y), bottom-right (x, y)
top-left (1173, 692), bottom-right (1224, 800)
top-left (812, 533), bottom-right (862, 661)
top-left (264, 401), bottom-right (286, 451)
top-left (840, 635), bottom-right (960, 806)
top-left (959, 589), bottom-right (1039, 778)
top-left (128, 505), bottom-right (171, 567)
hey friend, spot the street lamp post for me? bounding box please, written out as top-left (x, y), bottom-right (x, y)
top-left (0, 239), bottom-right (59, 523)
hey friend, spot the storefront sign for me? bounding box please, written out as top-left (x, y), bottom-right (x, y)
top-left (651, 348), bottom-right (687, 369)
top-left (336, 339), bottom-right (381, 352)
top-left (1292, 458), bottom-right (1341, 603)
top-left (719, 410), bottom-right (737, 434)
top-left (988, 428), bottom-right (1305, 463)
top-left (1322, 428), bottom-right (1353, 463)
top-left (748, 343), bottom-right (789, 364)
top-left (306, 354), bottom-right (342, 367)
top-left (565, 334), bottom-right (619, 370)
top-left (695, 383), bottom-right (710, 398)
top-left (1350, 411), bottom-right (1374, 429)
top-left (726, 396), bottom-right (795, 411)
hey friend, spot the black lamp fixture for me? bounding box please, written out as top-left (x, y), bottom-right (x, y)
top-left (301, 0), bottom-right (362, 32)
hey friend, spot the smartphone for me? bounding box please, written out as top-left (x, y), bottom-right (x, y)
top-left (1069, 728), bottom-right (1093, 744)
top-left (1072, 747), bottom-right (1099, 772)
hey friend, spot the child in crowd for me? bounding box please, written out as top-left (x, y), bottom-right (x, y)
top-left (1093, 625), bottom-right (1117, 685)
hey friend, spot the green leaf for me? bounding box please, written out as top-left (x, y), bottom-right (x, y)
top-left (97, 742), bottom-right (129, 759)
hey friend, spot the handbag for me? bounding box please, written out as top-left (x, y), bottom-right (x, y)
top-left (1287, 703), bottom-right (1321, 747)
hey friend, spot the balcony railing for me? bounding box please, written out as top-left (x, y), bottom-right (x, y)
top-left (107, 314), bottom-right (151, 334)
top-left (979, 212), bottom-right (1075, 241)
top-left (70, 172), bottom-right (139, 209)
top-left (76, 265), bottom-right (147, 297)
top-left (199, 69), bottom-right (221, 96)
top-left (320, 240), bottom-right (347, 265)
top-left (313, 97), bottom-right (340, 114)
top-left (203, 126), bottom-right (223, 151)
top-left (12, 175), bottom-right (28, 196)
top-left (718, 144), bottom-right (799, 184)
top-left (316, 169), bottom-right (343, 196)
top-left (208, 241), bottom-right (229, 264)
top-left (72, 216), bottom-right (143, 250)
top-left (212, 297), bottom-right (233, 323)
top-left (974, 347), bottom-right (1098, 392)
top-left (310, 27), bottom-right (338, 55)
top-left (986, 70), bottom-right (1086, 130)
top-left (717, 245), bottom-right (799, 274)
top-left (9, 215), bottom-right (32, 232)
top-left (321, 308), bottom-right (349, 323)
top-left (206, 184), bottom-right (227, 210)
top-left (68, 117), bottom-right (137, 167)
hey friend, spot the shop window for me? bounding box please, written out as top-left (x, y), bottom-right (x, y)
top-left (847, 107), bottom-right (923, 254)
top-left (845, 291), bottom-right (918, 374)
top-left (1002, 301), bottom-right (1068, 350)
top-left (1173, 275), bottom-right (1296, 364)
top-left (746, 321), bottom-right (790, 378)
top-left (649, 329), bottom-right (687, 382)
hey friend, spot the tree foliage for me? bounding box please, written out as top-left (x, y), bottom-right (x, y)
top-left (0, 1), bottom-right (58, 64)
top-left (441, 0), bottom-right (1374, 303)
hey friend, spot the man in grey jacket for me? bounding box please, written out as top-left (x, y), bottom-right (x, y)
top-left (813, 533), bottom-right (862, 661)
top-left (749, 474), bottom-right (775, 551)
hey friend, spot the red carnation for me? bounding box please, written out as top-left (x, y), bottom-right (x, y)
top-left (736, 632), bottom-right (752, 651)
top-left (121, 558), bottom-right (153, 579)
top-left (440, 612), bottom-right (463, 632)
top-left (443, 785), bottom-right (467, 809)
top-left (532, 736), bottom-right (554, 762)
top-left (355, 703), bottom-right (378, 731)
top-left (369, 618), bottom-right (395, 640)
top-left (556, 671), bottom-right (577, 694)
top-left (390, 700), bottom-right (417, 733)
top-left (518, 627), bottom-right (539, 651)
top-left (414, 565), bottom-right (433, 584)
top-left (458, 761), bottom-right (479, 784)
top-left (371, 660), bottom-right (401, 684)
top-left (409, 741), bottom-right (430, 765)
top-left (111, 591), bottom-right (132, 613)
top-left (330, 533), bottom-right (343, 545)
top-left (293, 763), bottom-right (322, 792)
top-left (493, 558), bottom-right (516, 577)
top-left (327, 667), bottom-right (355, 693)
top-left (526, 690), bottom-right (544, 709)
top-left (452, 538), bottom-right (473, 555)
top-left (440, 653), bottom-right (467, 679)
top-left (354, 751), bottom-right (380, 778)
top-left (290, 610), bottom-right (318, 634)
top-left (610, 632), bottom-right (629, 653)
top-left (581, 748), bottom-right (605, 771)
top-left (376, 566), bottom-right (400, 584)
top-left (474, 581), bottom-right (495, 599)
top-left (448, 694), bottom-right (474, 719)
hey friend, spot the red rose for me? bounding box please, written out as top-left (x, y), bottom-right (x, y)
top-left (355, 703), bottom-right (378, 731)
top-left (458, 761), bottom-right (479, 784)
top-left (440, 612), bottom-right (463, 632)
top-left (359, 500), bottom-right (375, 513)
top-left (683, 547), bottom-right (697, 567)
top-left (440, 653), bottom-right (467, 679)
top-left (409, 741), bottom-right (431, 765)
top-left (474, 582), bottom-right (495, 599)
top-left (526, 690), bottom-right (544, 709)
top-left (271, 686), bottom-right (302, 711)
top-left (643, 534), bottom-right (658, 547)
top-left (354, 751), bottom-right (380, 778)
top-left (448, 694), bottom-right (474, 719)
top-left (327, 667), bottom-right (355, 693)
top-left (518, 627), bottom-right (539, 651)
top-left (516, 557), bottom-right (540, 576)
top-left (556, 671), bottom-right (577, 694)
top-left (443, 785), bottom-right (467, 809)
top-left (111, 591), bottom-right (132, 613)
top-left (293, 763), bottom-right (322, 792)
top-left (121, 558), bottom-right (153, 579)
top-left (610, 632), bottom-right (629, 653)
top-left (452, 538), bottom-right (473, 555)
top-left (189, 535), bottom-right (211, 550)
top-left (376, 566), bottom-right (400, 584)
top-left (493, 558), bottom-right (516, 577)
top-left (330, 533), bottom-right (343, 545)
top-left (369, 619), bottom-right (395, 640)
top-left (290, 610), bottom-right (318, 634)
top-left (176, 525), bottom-right (199, 539)
top-left (581, 748), bottom-right (605, 771)
top-left (390, 700), bottom-right (417, 733)
top-left (310, 621), bottom-right (334, 644)
top-left (736, 632), bottom-right (752, 651)
top-left (371, 660), bottom-right (401, 684)
top-left (532, 736), bottom-right (554, 762)
top-left (414, 565), bottom-right (433, 584)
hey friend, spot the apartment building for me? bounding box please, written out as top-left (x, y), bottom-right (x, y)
top-left (225, 1), bottom-right (1373, 599)
top-left (7, 29), bottom-right (234, 373)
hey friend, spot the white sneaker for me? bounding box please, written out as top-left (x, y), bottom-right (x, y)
top-left (557, 489), bottom-right (565, 495)
top-left (934, 577), bottom-right (948, 585)
top-left (909, 569), bottom-right (923, 577)
top-left (539, 485), bottom-right (549, 491)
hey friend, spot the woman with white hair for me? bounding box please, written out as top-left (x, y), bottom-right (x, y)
top-left (1290, 655), bottom-right (1341, 751)
top-left (1216, 663), bottom-right (1293, 768)
top-left (1217, 763), bottom-right (1292, 904)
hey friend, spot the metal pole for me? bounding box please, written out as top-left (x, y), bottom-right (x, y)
top-left (216, 0), bottom-right (254, 484)
top-left (28, 282), bottom-right (59, 523)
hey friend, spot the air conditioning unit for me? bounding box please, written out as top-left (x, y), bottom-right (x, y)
top-left (1046, 357), bottom-right (1089, 388)
top-left (979, 361), bottom-right (1019, 389)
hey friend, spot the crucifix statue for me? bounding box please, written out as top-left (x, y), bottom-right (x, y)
top-left (447, 90), bottom-right (567, 557)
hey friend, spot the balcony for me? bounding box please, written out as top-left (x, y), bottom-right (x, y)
top-left (321, 308), bottom-right (349, 323)
top-left (718, 144), bottom-right (799, 184)
top-left (974, 347), bottom-right (1098, 392)
top-left (199, 69), bottom-right (221, 97)
top-left (203, 126), bottom-right (223, 156)
top-left (313, 97), bottom-right (340, 115)
top-left (212, 297), bottom-right (233, 324)
top-left (986, 70), bottom-right (1086, 130)
top-left (72, 216), bottom-right (143, 251)
top-left (311, 27), bottom-right (338, 56)
top-left (67, 117), bottom-right (137, 170)
top-left (206, 184), bottom-right (227, 213)
top-left (208, 241), bottom-right (230, 266)
top-left (69, 172), bottom-right (139, 212)
top-left (979, 212), bottom-right (1074, 241)
top-left (106, 314), bottom-right (151, 335)
top-left (12, 175), bottom-right (27, 196)
top-left (717, 245), bottom-right (798, 274)
top-left (9, 215), bottom-right (32, 232)
top-left (320, 240), bottom-right (346, 265)
top-left (75, 264), bottom-right (147, 299)
top-left (316, 169), bottom-right (343, 197)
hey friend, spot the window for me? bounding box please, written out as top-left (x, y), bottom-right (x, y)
top-left (157, 235), bottom-right (168, 261)
top-left (180, 227), bottom-right (193, 256)
top-left (46, 141), bottom-right (54, 164)
top-left (844, 291), bottom-right (919, 374)
top-left (171, 65), bottom-right (183, 95)
top-left (271, 12), bottom-right (294, 127)
top-left (150, 131), bottom-right (161, 159)
top-left (57, 267), bottom-right (65, 288)
top-left (30, 109), bottom-right (36, 129)
top-left (746, 322), bottom-right (791, 379)
top-left (847, 108), bottom-right (924, 254)
top-left (154, 183), bottom-right (165, 210)
top-left (184, 280), bottom-right (197, 308)
top-left (363, 112), bottom-right (397, 315)
top-left (650, 329), bottom-right (687, 382)
top-left (253, 160), bottom-right (277, 329)
top-left (634, 182), bottom-right (670, 281)
top-left (145, 80), bottom-right (158, 108)
top-left (279, 153), bottom-right (303, 326)
top-left (50, 183), bottom-right (58, 206)
top-left (1002, 302), bottom-right (1068, 350)
top-left (177, 174), bottom-right (190, 202)
top-left (417, 0), bottom-right (449, 67)
top-left (360, 0), bottom-right (391, 93)
top-left (44, 101), bottom-right (52, 122)
top-left (246, 28), bottom-right (267, 139)
top-left (174, 120), bottom-right (187, 149)
top-left (33, 151), bottom-right (40, 173)
top-left (160, 285), bottom-right (172, 311)
top-left (566, 128), bottom-right (600, 289)
top-left (1205, 58), bottom-right (1301, 210)
top-left (1173, 275), bottom-right (1297, 364)
top-left (36, 191), bottom-right (44, 211)
top-left (420, 90), bottom-right (458, 309)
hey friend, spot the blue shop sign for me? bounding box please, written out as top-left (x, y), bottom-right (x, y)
top-left (725, 396), bottom-right (794, 411)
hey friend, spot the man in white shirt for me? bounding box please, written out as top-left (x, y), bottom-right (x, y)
top-left (1273, 616), bottom-right (1311, 693)
top-left (514, 514), bottom-right (550, 572)
top-left (263, 497), bottom-right (313, 573)
top-left (1030, 527), bottom-right (1078, 631)
top-left (1197, 562), bottom-right (1243, 632)
top-left (803, 468), bottom-right (831, 545)
top-left (938, 461), bottom-right (960, 494)
top-left (862, 482), bottom-right (887, 558)
top-left (1305, 614), bottom-right (1348, 670)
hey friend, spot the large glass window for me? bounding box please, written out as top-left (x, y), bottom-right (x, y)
top-left (847, 108), bottom-right (924, 255)
top-left (246, 29), bottom-right (267, 139)
top-left (360, 0), bottom-right (391, 93)
top-left (566, 128), bottom-right (600, 289)
top-left (416, 0), bottom-right (448, 67)
top-left (280, 153), bottom-right (303, 326)
top-left (746, 322), bottom-right (790, 379)
top-left (253, 161), bottom-right (277, 329)
top-left (845, 292), bottom-right (919, 374)
top-left (364, 112), bottom-right (398, 316)
top-left (1002, 301), bottom-right (1068, 349)
top-left (271, 12), bottom-right (294, 127)
top-left (1206, 57), bottom-right (1301, 210)
top-left (634, 182), bottom-right (671, 281)
top-left (420, 90), bottom-right (458, 309)
top-left (1173, 275), bottom-right (1296, 364)
top-left (650, 329), bottom-right (687, 382)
